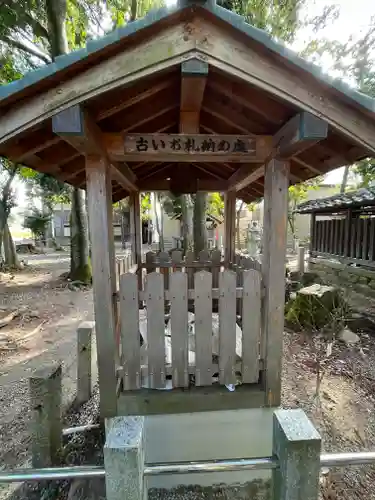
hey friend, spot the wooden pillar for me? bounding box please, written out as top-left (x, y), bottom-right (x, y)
top-left (261, 159), bottom-right (289, 406)
top-left (224, 191), bottom-right (236, 264)
top-left (86, 155), bottom-right (117, 417)
top-left (129, 193), bottom-right (142, 265)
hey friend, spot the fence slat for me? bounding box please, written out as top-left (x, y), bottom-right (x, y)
top-left (242, 270), bottom-right (261, 383)
top-left (350, 218), bottom-right (356, 257)
top-left (146, 272), bottom-right (165, 388)
top-left (370, 218), bottom-right (375, 261)
top-left (170, 272), bottom-right (189, 387)
top-left (338, 219), bottom-right (344, 255)
top-left (120, 274), bottom-right (141, 390)
top-left (211, 250), bottom-right (221, 289)
top-left (194, 271), bottom-right (213, 386)
top-left (356, 217), bottom-right (363, 259)
top-left (219, 270), bottom-right (237, 385)
top-left (363, 217), bottom-right (369, 260)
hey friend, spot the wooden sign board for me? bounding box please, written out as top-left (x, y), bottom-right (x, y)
top-left (121, 134), bottom-right (270, 163)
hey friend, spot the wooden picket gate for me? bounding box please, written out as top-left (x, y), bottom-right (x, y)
top-left (118, 265), bottom-right (262, 392)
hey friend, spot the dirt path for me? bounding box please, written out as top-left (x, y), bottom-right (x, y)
top-left (0, 252), bottom-right (94, 498)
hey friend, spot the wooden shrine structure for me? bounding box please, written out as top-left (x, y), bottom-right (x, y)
top-left (1, 0), bottom-right (375, 418)
top-left (297, 187), bottom-right (375, 269)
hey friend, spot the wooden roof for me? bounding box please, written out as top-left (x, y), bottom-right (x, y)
top-left (297, 188), bottom-right (375, 214)
top-left (1, 2), bottom-right (375, 203)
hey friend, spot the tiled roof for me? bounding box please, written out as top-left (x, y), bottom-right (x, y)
top-left (296, 188), bottom-right (375, 213)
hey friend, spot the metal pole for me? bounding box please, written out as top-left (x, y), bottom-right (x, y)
top-left (62, 423), bottom-right (100, 436)
top-left (143, 457), bottom-right (277, 476)
top-left (321, 452), bottom-right (375, 467)
top-left (0, 466), bottom-right (105, 483)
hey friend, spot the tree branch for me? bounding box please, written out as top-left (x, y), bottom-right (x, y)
top-left (2, 35), bottom-right (51, 64)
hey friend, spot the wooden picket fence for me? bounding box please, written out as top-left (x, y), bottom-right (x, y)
top-left (118, 266), bottom-right (262, 391)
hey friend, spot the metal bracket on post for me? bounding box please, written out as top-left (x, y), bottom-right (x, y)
top-left (272, 409), bottom-right (321, 500)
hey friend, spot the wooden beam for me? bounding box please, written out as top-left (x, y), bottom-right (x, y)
top-left (85, 155), bottom-right (117, 417)
top-left (96, 76), bottom-right (178, 121)
top-left (228, 165), bottom-right (264, 192)
top-left (180, 59), bottom-right (208, 114)
top-left (4, 132), bottom-right (60, 162)
top-left (138, 178), bottom-right (228, 191)
top-left (273, 112), bottom-right (328, 159)
top-left (261, 159), bottom-right (289, 407)
top-left (52, 105), bottom-right (138, 192)
top-left (0, 23), bottom-right (195, 143)
top-left (106, 133), bottom-right (272, 163)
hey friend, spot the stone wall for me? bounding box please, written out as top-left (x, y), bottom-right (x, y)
top-left (308, 258), bottom-right (375, 298)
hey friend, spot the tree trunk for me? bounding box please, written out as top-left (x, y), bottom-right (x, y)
top-left (130, 0), bottom-right (137, 21)
top-left (180, 195), bottom-right (193, 254)
top-left (3, 223), bottom-right (20, 269)
top-left (45, 0), bottom-right (68, 59)
top-left (193, 192), bottom-right (208, 256)
top-left (70, 188), bottom-right (91, 283)
top-left (0, 165), bottom-right (18, 261)
top-left (236, 201), bottom-right (244, 250)
top-left (340, 165), bottom-right (350, 193)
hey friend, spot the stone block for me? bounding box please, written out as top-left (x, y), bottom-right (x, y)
top-left (272, 409), bottom-right (321, 500)
top-left (104, 416), bottom-right (145, 500)
top-left (29, 363), bottom-right (62, 467)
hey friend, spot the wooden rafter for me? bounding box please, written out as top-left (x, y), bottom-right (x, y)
top-left (52, 104), bottom-right (138, 192)
top-left (95, 76), bottom-right (178, 122)
top-left (273, 112), bottom-right (328, 159)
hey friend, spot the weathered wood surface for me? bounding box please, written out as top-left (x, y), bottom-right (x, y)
top-left (262, 159), bottom-right (289, 406)
top-left (120, 274), bottom-right (141, 390)
top-left (119, 268), bottom-right (262, 390)
top-left (145, 272), bottom-right (165, 389)
top-left (194, 271), bottom-right (213, 386)
top-left (241, 270), bottom-right (261, 383)
top-left (170, 272), bottom-right (189, 387)
top-left (124, 133), bottom-right (264, 160)
top-left (219, 270), bottom-right (237, 385)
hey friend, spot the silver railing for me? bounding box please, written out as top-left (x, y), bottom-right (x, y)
top-left (2, 451), bottom-right (375, 483)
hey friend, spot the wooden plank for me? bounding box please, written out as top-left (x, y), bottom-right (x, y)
top-left (194, 271), bottom-right (213, 386)
top-left (363, 217), bottom-right (369, 260)
top-left (262, 159), bottom-right (289, 406)
top-left (355, 217), bottom-right (362, 259)
top-left (138, 178), bottom-right (228, 191)
top-left (197, 18), bottom-right (375, 154)
top-left (242, 270), bottom-right (261, 384)
top-left (52, 105), bottom-right (138, 192)
top-left (146, 272), bottom-right (166, 389)
top-left (117, 384), bottom-right (265, 415)
top-left (170, 272), bottom-right (189, 387)
top-left (224, 191), bottom-right (236, 263)
top-left (85, 155), bottom-right (117, 417)
top-left (120, 133), bottom-right (270, 162)
top-left (180, 59), bottom-right (208, 112)
top-left (310, 213), bottom-right (316, 253)
top-left (338, 218), bottom-right (344, 255)
top-left (273, 112), bottom-right (328, 159)
top-left (228, 165), bottom-right (264, 193)
top-left (329, 219), bottom-right (335, 254)
top-left (120, 274), bottom-right (141, 390)
top-left (219, 270), bottom-right (237, 385)
top-left (137, 287), bottom-right (246, 301)
top-left (369, 218), bottom-right (375, 261)
top-left (0, 23), bottom-right (194, 144)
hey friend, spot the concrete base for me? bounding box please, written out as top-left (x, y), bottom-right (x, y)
top-left (144, 408), bottom-right (274, 490)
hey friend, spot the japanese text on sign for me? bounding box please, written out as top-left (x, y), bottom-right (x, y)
top-left (124, 134), bottom-right (256, 155)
